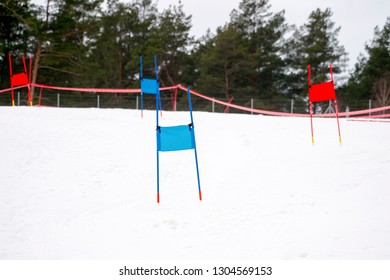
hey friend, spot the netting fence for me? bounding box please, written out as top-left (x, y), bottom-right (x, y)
top-left (1, 83), bottom-right (389, 119)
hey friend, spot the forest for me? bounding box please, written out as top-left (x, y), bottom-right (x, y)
top-left (1, 0), bottom-right (390, 112)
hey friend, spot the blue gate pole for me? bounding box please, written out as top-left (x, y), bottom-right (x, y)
top-left (156, 57), bottom-right (160, 203)
top-left (154, 56), bottom-right (163, 115)
top-left (193, 144), bottom-right (202, 201)
top-left (187, 87), bottom-right (202, 201)
top-left (156, 89), bottom-right (160, 203)
top-left (156, 145), bottom-right (160, 203)
top-left (140, 56), bottom-right (144, 118)
top-left (141, 92), bottom-right (144, 118)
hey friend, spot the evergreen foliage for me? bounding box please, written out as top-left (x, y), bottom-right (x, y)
top-left (344, 17), bottom-right (390, 104)
top-left (1, 0), bottom-right (389, 110)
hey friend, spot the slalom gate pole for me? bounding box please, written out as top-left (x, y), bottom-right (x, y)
top-left (153, 56), bottom-right (163, 117)
top-left (159, 95), bottom-right (163, 117)
top-left (308, 65), bottom-right (314, 145)
top-left (29, 55), bottom-right (33, 106)
top-left (156, 65), bottom-right (160, 203)
top-left (29, 54), bottom-right (32, 83)
top-left (194, 147), bottom-right (202, 201)
top-left (187, 87), bottom-right (202, 201)
top-left (310, 102), bottom-right (314, 145)
top-left (140, 56), bottom-right (144, 118)
top-left (156, 147), bottom-right (160, 203)
top-left (8, 53), bottom-right (15, 106)
top-left (335, 100), bottom-right (342, 145)
top-left (141, 92), bottom-right (144, 118)
top-left (330, 64), bottom-right (342, 145)
top-left (23, 55), bottom-right (32, 106)
top-left (27, 86), bottom-right (32, 106)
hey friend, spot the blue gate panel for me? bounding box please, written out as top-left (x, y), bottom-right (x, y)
top-left (141, 78), bottom-right (159, 94)
top-left (157, 125), bottom-right (195, 152)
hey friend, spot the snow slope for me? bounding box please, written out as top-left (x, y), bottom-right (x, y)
top-left (0, 106), bottom-right (389, 260)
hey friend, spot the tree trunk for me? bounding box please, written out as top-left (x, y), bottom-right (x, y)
top-left (224, 63), bottom-right (230, 112)
top-left (30, 42), bottom-right (42, 98)
top-left (31, 0), bottom-right (51, 99)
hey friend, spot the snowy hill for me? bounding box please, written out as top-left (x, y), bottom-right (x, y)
top-left (1, 106), bottom-right (389, 259)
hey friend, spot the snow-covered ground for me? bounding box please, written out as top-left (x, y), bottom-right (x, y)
top-left (1, 106), bottom-right (389, 260)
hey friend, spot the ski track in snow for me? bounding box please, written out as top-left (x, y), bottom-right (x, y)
top-left (0, 106), bottom-right (389, 260)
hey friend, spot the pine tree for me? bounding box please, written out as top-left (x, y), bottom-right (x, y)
top-left (156, 1), bottom-right (193, 87)
top-left (230, 0), bottom-right (289, 100)
top-left (86, 0), bottom-right (146, 89)
top-left (193, 0), bottom-right (288, 110)
top-left (37, 0), bottom-right (103, 87)
top-left (197, 24), bottom-right (249, 103)
top-left (345, 17), bottom-right (390, 103)
top-left (285, 8), bottom-right (347, 100)
top-left (0, 0), bottom-right (36, 89)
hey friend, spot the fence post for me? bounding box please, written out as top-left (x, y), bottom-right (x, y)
top-left (97, 94), bottom-right (100, 108)
top-left (17, 92), bottom-right (20, 106)
top-left (173, 88), bottom-right (178, 111)
top-left (291, 99), bottom-right (294, 114)
top-left (251, 98), bottom-right (254, 115)
top-left (136, 96), bottom-right (139, 110)
top-left (212, 98), bottom-right (215, 113)
top-left (369, 99), bottom-right (372, 116)
top-left (57, 93), bottom-right (60, 108)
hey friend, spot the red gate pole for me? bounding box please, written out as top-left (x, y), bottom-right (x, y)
top-left (330, 65), bottom-right (342, 145)
top-left (310, 102), bottom-right (314, 145)
top-left (29, 54), bottom-right (33, 83)
top-left (29, 55), bottom-right (33, 106)
top-left (22, 55), bottom-right (32, 106)
top-left (8, 53), bottom-right (15, 106)
top-left (308, 65), bottom-right (314, 144)
top-left (334, 100), bottom-right (342, 145)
